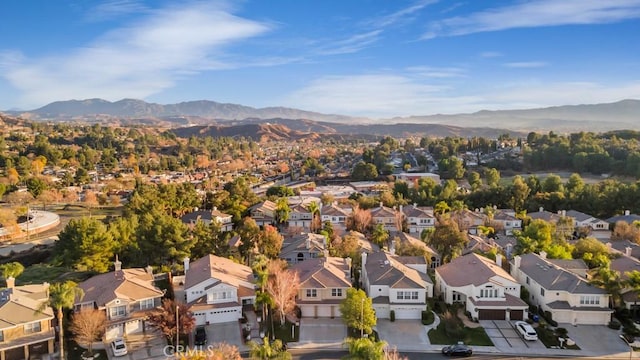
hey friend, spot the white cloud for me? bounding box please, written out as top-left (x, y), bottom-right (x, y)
top-left (406, 66), bottom-right (467, 78)
top-left (423, 0), bottom-right (640, 39)
top-left (1, 2), bottom-right (270, 108)
top-left (283, 73), bottom-right (640, 117)
top-left (85, 0), bottom-right (148, 22)
top-left (480, 51), bottom-right (502, 58)
top-left (317, 30), bottom-right (383, 55)
top-left (370, 0), bottom-right (438, 28)
top-left (503, 61), bottom-right (547, 68)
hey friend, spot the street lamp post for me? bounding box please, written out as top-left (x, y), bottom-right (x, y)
top-left (176, 305), bottom-right (180, 357)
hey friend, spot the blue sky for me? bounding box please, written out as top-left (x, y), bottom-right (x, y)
top-left (1, 0), bottom-right (639, 117)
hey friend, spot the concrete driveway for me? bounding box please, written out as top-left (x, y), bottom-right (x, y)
top-left (204, 322), bottom-right (248, 351)
top-left (557, 323), bottom-right (629, 357)
top-left (375, 319), bottom-right (430, 351)
top-left (296, 318), bottom-right (347, 349)
top-left (480, 320), bottom-right (546, 351)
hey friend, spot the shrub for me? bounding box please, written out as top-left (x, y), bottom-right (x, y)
top-left (390, 310), bottom-right (396, 322)
top-left (608, 319), bottom-right (622, 330)
top-left (623, 325), bottom-right (640, 338)
top-left (554, 328), bottom-right (568, 338)
top-left (422, 310), bottom-right (435, 325)
top-left (464, 311), bottom-right (472, 320)
top-left (542, 311), bottom-right (558, 327)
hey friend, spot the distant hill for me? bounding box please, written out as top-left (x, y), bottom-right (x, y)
top-left (4, 98), bottom-right (640, 132)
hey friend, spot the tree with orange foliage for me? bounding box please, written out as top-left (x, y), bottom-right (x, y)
top-left (265, 260), bottom-right (300, 326)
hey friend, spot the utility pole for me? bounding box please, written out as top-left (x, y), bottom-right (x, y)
top-left (176, 305), bottom-right (180, 357)
top-left (360, 298), bottom-right (364, 338)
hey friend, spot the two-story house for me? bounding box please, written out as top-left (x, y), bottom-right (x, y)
top-left (249, 200), bottom-right (277, 227)
top-left (279, 233), bottom-right (327, 265)
top-left (511, 252), bottom-right (612, 325)
top-left (361, 251), bottom-right (433, 320)
top-left (451, 209), bottom-right (486, 234)
top-left (291, 257), bottom-right (352, 318)
top-left (320, 203), bottom-right (351, 231)
top-left (288, 203), bottom-right (313, 231)
top-left (435, 253), bottom-right (528, 321)
top-left (183, 255), bottom-right (256, 325)
top-left (393, 232), bottom-right (441, 268)
top-left (370, 204), bottom-right (399, 232)
top-left (402, 204), bottom-right (436, 235)
top-left (492, 209), bottom-right (522, 235)
top-left (0, 278), bottom-right (54, 360)
top-left (75, 260), bottom-right (164, 340)
top-left (181, 207), bottom-right (233, 232)
top-left (565, 210), bottom-right (610, 240)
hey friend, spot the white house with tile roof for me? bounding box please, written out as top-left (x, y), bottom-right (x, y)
top-left (183, 255), bottom-right (256, 325)
top-left (279, 233), bottom-right (327, 265)
top-left (370, 204), bottom-right (399, 232)
top-left (181, 207), bottom-right (233, 232)
top-left (74, 259), bottom-right (164, 340)
top-left (361, 251), bottom-right (433, 320)
top-left (401, 204), bottom-right (436, 234)
top-left (288, 203), bottom-right (313, 231)
top-left (436, 253), bottom-right (528, 321)
top-left (291, 257), bottom-right (352, 318)
top-left (321, 203), bottom-right (351, 231)
top-left (511, 252), bottom-right (612, 325)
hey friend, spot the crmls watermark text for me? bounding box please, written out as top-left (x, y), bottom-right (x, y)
top-left (162, 345), bottom-right (221, 357)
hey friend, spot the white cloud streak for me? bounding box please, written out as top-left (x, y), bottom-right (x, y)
top-left (423, 0), bottom-right (640, 39)
top-left (1, 2), bottom-right (270, 108)
top-left (503, 61), bottom-right (547, 68)
top-left (85, 0), bottom-right (148, 22)
top-left (283, 73), bottom-right (640, 117)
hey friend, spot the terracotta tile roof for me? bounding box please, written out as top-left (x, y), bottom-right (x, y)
top-left (78, 269), bottom-right (163, 307)
top-left (291, 257), bottom-right (351, 289)
top-left (436, 253), bottom-right (515, 287)
top-left (184, 255), bottom-right (255, 298)
top-left (364, 252), bottom-right (431, 290)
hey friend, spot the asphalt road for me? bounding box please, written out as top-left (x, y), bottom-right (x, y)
top-left (286, 350), bottom-right (634, 360)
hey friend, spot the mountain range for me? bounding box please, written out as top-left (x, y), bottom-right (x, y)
top-left (3, 98), bottom-right (640, 135)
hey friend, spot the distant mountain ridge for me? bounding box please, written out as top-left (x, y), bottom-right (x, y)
top-left (4, 98), bottom-right (640, 132)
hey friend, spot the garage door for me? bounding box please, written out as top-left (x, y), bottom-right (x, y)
top-left (206, 307), bottom-right (241, 323)
top-left (125, 319), bottom-right (143, 335)
top-left (301, 305), bottom-right (315, 318)
top-left (510, 310), bottom-right (524, 321)
top-left (5, 347), bottom-right (24, 360)
top-left (316, 306), bottom-right (332, 318)
top-left (373, 305), bottom-right (390, 319)
top-left (105, 324), bottom-right (123, 341)
top-left (392, 307), bottom-right (422, 320)
top-left (478, 309), bottom-right (505, 320)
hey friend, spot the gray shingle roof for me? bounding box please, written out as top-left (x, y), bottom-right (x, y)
top-left (517, 253), bottom-right (605, 295)
top-left (436, 253), bottom-right (515, 287)
top-left (364, 252), bottom-right (431, 289)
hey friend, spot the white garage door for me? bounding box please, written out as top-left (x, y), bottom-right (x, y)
top-left (125, 319), bottom-right (143, 335)
top-left (193, 312), bottom-right (208, 326)
top-left (206, 307), bottom-right (241, 323)
top-left (392, 306), bottom-right (422, 320)
top-left (373, 304), bottom-right (390, 319)
top-left (301, 305), bottom-right (315, 318)
top-left (105, 324), bottom-right (122, 341)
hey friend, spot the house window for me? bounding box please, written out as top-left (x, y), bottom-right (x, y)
top-left (526, 277), bottom-right (530, 284)
top-left (332, 289), bottom-right (343, 297)
top-left (24, 321), bottom-right (42, 334)
top-left (0, 330), bottom-right (3, 342)
top-left (540, 288), bottom-right (545, 296)
top-left (397, 291), bottom-right (418, 300)
top-left (140, 298), bottom-right (155, 310)
top-left (411, 291), bottom-right (419, 300)
top-left (397, 291), bottom-right (405, 300)
top-left (306, 289), bottom-right (317, 298)
top-left (109, 305), bottom-right (127, 318)
top-left (580, 295), bottom-right (600, 305)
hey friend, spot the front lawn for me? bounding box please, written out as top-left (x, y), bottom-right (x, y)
top-left (428, 320), bottom-right (493, 346)
top-left (265, 320), bottom-right (299, 343)
top-left (535, 326), bottom-right (580, 350)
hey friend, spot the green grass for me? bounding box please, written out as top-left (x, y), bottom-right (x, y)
top-left (16, 264), bottom-right (95, 285)
top-left (428, 321), bottom-right (493, 346)
top-left (267, 320), bottom-right (299, 343)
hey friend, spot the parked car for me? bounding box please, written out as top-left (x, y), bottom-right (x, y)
top-left (515, 321), bottom-right (538, 341)
top-left (195, 326), bottom-right (207, 346)
top-left (111, 338), bottom-right (128, 357)
top-left (441, 344), bottom-right (472, 357)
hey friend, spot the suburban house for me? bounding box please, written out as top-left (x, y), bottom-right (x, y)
top-left (609, 254), bottom-right (640, 312)
top-left (528, 208), bottom-right (573, 235)
top-left (361, 251), bottom-right (433, 320)
top-left (291, 257), bottom-right (352, 318)
top-left (565, 210), bottom-right (610, 239)
top-left (607, 210), bottom-right (640, 225)
top-left (74, 260), bottom-right (164, 340)
top-left (249, 200), bottom-right (277, 227)
top-left (288, 203), bottom-right (313, 231)
top-left (393, 232), bottom-right (441, 268)
top-left (450, 209), bottom-right (486, 234)
top-left (181, 207), bottom-right (233, 232)
top-left (183, 255), bottom-right (256, 325)
top-left (435, 253), bottom-right (528, 321)
top-left (492, 209), bottom-right (522, 235)
top-left (402, 204), bottom-right (436, 234)
top-left (279, 233), bottom-right (327, 265)
top-left (320, 203), bottom-right (351, 231)
top-left (511, 252), bottom-right (612, 325)
top-left (370, 204), bottom-right (399, 232)
top-left (0, 278), bottom-right (54, 360)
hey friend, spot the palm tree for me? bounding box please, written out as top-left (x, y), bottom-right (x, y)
top-left (344, 337), bottom-right (386, 360)
top-left (0, 261), bottom-right (24, 281)
top-left (307, 201), bottom-right (321, 233)
top-left (274, 198), bottom-right (290, 230)
top-left (248, 337), bottom-right (290, 359)
top-left (40, 281), bottom-right (84, 360)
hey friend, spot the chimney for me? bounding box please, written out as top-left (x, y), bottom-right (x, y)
top-left (625, 210), bottom-right (631, 216)
top-left (379, 202), bottom-right (383, 208)
top-left (562, 210), bottom-right (566, 216)
top-left (114, 255), bottom-right (122, 271)
top-left (361, 252), bottom-right (368, 266)
top-left (514, 255), bottom-right (521, 270)
top-left (539, 207), bottom-right (544, 213)
top-left (306, 236), bottom-right (311, 249)
top-left (5, 277), bottom-right (15, 289)
top-left (399, 205), bottom-right (403, 212)
top-left (183, 257), bottom-right (190, 271)
top-left (413, 203), bottom-right (417, 208)
top-left (626, 247), bottom-right (633, 257)
top-left (145, 265), bottom-right (154, 275)
top-left (346, 258), bottom-right (353, 278)
top-left (495, 254), bottom-right (503, 268)
top-left (539, 251), bottom-right (547, 259)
